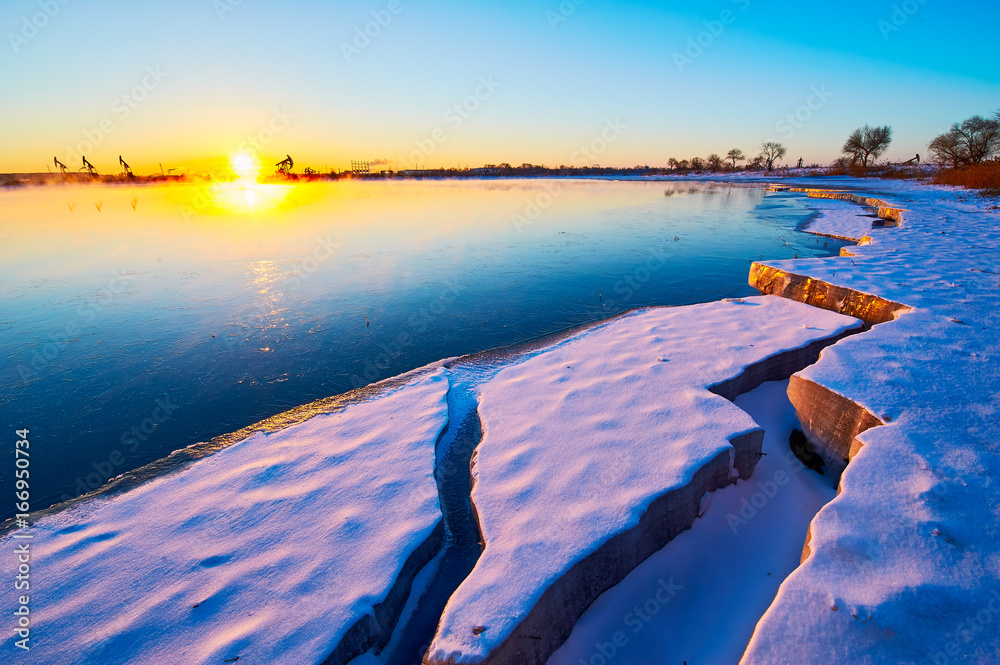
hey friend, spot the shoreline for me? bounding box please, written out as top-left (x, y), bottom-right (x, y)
top-left (0, 166), bottom-right (936, 190)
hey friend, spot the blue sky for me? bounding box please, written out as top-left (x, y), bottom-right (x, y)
top-left (1, 0), bottom-right (997, 172)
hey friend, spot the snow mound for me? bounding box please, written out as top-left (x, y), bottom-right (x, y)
top-left (2, 370), bottom-right (450, 665)
top-left (426, 296), bottom-right (860, 664)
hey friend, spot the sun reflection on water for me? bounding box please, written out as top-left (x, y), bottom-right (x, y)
top-left (207, 152), bottom-right (294, 214)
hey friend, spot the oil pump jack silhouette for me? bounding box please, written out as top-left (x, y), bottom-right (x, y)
top-left (80, 156), bottom-right (97, 177)
top-left (119, 155), bottom-right (134, 178)
top-left (53, 157), bottom-right (68, 175)
top-left (276, 154), bottom-right (294, 176)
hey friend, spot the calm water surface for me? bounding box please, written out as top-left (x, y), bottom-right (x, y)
top-left (0, 179), bottom-right (845, 516)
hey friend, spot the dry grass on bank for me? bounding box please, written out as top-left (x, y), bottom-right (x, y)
top-left (932, 161), bottom-right (1000, 196)
top-left (826, 163), bottom-right (927, 180)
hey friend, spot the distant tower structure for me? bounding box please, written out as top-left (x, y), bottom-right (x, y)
top-left (119, 155), bottom-right (134, 178)
top-left (351, 161), bottom-right (370, 175)
top-left (797, 157), bottom-right (804, 169)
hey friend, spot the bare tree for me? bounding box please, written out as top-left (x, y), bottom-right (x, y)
top-left (841, 125), bottom-right (893, 167)
top-left (748, 155), bottom-right (764, 171)
top-left (690, 157), bottom-right (705, 171)
top-left (667, 158), bottom-right (679, 171)
top-left (677, 159), bottom-right (690, 170)
top-left (864, 125), bottom-right (893, 165)
top-left (726, 148), bottom-right (744, 169)
top-left (928, 132), bottom-right (964, 168)
top-left (707, 154), bottom-right (724, 171)
top-left (928, 115), bottom-right (1000, 166)
top-left (760, 142), bottom-right (787, 171)
top-left (842, 128), bottom-right (865, 165)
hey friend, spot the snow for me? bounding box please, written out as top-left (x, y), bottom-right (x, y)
top-left (799, 195), bottom-right (881, 241)
top-left (426, 296), bottom-right (860, 663)
top-left (1, 369), bottom-right (450, 665)
top-left (739, 179), bottom-right (1000, 664)
top-left (546, 379), bottom-right (836, 665)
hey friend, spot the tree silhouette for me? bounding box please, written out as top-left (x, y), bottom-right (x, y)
top-left (760, 142), bottom-right (787, 171)
top-left (842, 125), bottom-right (893, 167)
top-left (726, 148), bottom-right (744, 169)
top-left (928, 115), bottom-right (1000, 166)
top-left (707, 154), bottom-right (724, 171)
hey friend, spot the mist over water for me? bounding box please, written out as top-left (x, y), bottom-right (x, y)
top-left (0, 179), bottom-right (846, 517)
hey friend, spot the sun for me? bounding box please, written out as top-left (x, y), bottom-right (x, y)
top-left (230, 152), bottom-right (261, 182)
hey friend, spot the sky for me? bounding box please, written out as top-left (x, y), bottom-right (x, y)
top-left (1, 0), bottom-right (998, 174)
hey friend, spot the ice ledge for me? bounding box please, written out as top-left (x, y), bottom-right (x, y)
top-left (750, 262), bottom-right (909, 326)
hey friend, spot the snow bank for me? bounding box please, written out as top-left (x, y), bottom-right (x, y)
top-left (2, 370), bottom-right (450, 665)
top-left (743, 180), bottom-right (1000, 664)
top-left (425, 296), bottom-right (860, 664)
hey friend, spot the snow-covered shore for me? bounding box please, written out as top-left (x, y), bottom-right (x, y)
top-left (2, 294), bottom-right (859, 665)
top-left (540, 176), bottom-right (1000, 665)
top-left (4, 176), bottom-right (998, 664)
top-left (3, 370), bottom-right (451, 664)
top-left (741, 180), bottom-right (1000, 664)
top-left (426, 297), bottom-right (859, 664)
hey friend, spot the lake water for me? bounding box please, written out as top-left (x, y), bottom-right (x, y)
top-left (0, 178), bottom-right (845, 517)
